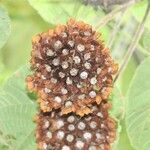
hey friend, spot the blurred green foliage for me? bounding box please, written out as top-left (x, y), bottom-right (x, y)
top-left (0, 0), bottom-right (50, 85)
top-left (0, 6), bottom-right (11, 50)
top-left (126, 58), bottom-right (150, 150)
top-left (0, 0), bottom-right (150, 150)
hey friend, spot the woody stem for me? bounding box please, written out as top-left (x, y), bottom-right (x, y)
top-left (114, 1), bottom-right (150, 82)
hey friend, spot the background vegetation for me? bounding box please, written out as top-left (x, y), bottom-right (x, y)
top-left (0, 0), bottom-right (150, 150)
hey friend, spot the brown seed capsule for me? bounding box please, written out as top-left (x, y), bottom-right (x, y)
top-left (36, 102), bottom-right (116, 150)
top-left (26, 19), bottom-right (118, 115)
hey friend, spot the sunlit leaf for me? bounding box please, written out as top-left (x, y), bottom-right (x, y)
top-left (28, 0), bottom-right (76, 25)
top-left (0, 66), bottom-right (37, 150)
top-left (0, 6), bottom-right (11, 49)
top-left (130, 0), bottom-right (150, 29)
top-left (110, 87), bottom-right (125, 150)
top-left (142, 31), bottom-right (150, 53)
top-left (126, 58), bottom-right (150, 150)
top-left (110, 86), bottom-right (125, 120)
top-left (28, 0), bottom-right (104, 26)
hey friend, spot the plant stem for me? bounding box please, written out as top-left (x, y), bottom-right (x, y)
top-left (107, 9), bottom-right (126, 48)
top-left (114, 1), bottom-right (150, 82)
top-left (95, 0), bottom-right (135, 29)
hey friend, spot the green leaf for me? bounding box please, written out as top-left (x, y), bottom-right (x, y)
top-left (130, 0), bottom-right (150, 29)
top-left (110, 87), bottom-right (125, 150)
top-left (110, 87), bottom-right (125, 120)
top-left (120, 58), bottom-right (138, 95)
top-left (113, 120), bottom-right (134, 150)
top-left (126, 58), bottom-right (150, 150)
top-left (0, 6), bottom-right (11, 49)
top-left (1, 0), bottom-right (50, 72)
top-left (28, 0), bottom-right (76, 25)
top-left (0, 66), bottom-right (37, 149)
top-left (142, 31), bottom-right (150, 53)
top-left (28, 0), bottom-right (104, 26)
top-left (109, 87), bottom-right (134, 150)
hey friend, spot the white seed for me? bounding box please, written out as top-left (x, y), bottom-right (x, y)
top-left (66, 134), bottom-right (74, 142)
top-left (44, 101), bottom-right (49, 106)
top-left (46, 131), bottom-right (52, 139)
top-left (90, 45), bottom-right (95, 51)
top-left (95, 57), bottom-right (100, 62)
top-left (43, 121), bottom-right (49, 129)
top-left (34, 51), bottom-right (43, 59)
top-left (51, 78), bottom-right (57, 83)
top-left (67, 116), bottom-right (75, 123)
top-left (108, 67), bottom-right (112, 73)
top-left (57, 130), bottom-right (64, 140)
top-left (46, 49), bottom-right (54, 56)
top-left (62, 49), bottom-right (69, 55)
top-left (84, 62), bottom-right (91, 69)
top-left (61, 32), bottom-right (67, 38)
top-left (73, 30), bottom-right (78, 34)
top-left (83, 132), bottom-right (92, 140)
top-left (68, 40), bottom-right (74, 47)
top-left (41, 75), bottom-right (46, 80)
top-left (89, 91), bottom-right (96, 98)
top-left (91, 106), bottom-right (98, 111)
top-left (78, 94), bottom-right (85, 100)
top-left (106, 135), bottom-right (110, 139)
top-left (54, 96), bottom-right (62, 103)
top-left (102, 77), bottom-right (107, 82)
top-left (65, 101), bottom-right (72, 107)
top-left (97, 112), bottom-right (103, 118)
top-left (43, 143), bottom-right (47, 150)
top-left (84, 53), bottom-right (91, 60)
top-left (45, 64), bottom-right (51, 72)
top-left (73, 56), bottom-right (81, 64)
top-left (61, 88), bottom-right (68, 94)
top-left (85, 116), bottom-right (91, 121)
top-left (75, 141), bottom-right (84, 149)
top-left (52, 58), bottom-right (60, 66)
top-left (78, 122), bottom-right (86, 130)
top-left (101, 123), bottom-right (105, 128)
top-left (62, 61), bottom-right (69, 69)
top-left (70, 68), bottom-right (78, 76)
top-left (90, 77), bottom-right (97, 85)
top-left (96, 133), bottom-right (103, 140)
top-left (51, 112), bottom-right (55, 118)
top-left (80, 71), bottom-right (88, 79)
top-left (62, 145), bottom-right (70, 150)
top-left (97, 68), bottom-right (102, 74)
top-left (54, 40), bottom-right (63, 50)
top-left (66, 77), bottom-right (73, 85)
top-left (45, 39), bottom-right (49, 44)
top-left (77, 44), bottom-right (85, 52)
top-left (44, 88), bottom-right (51, 93)
top-left (68, 124), bottom-right (75, 131)
top-left (84, 31), bottom-right (91, 36)
top-left (100, 144), bottom-right (105, 150)
top-left (36, 63), bottom-right (40, 67)
top-left (59, 72), bottom-right (65, 78)
top-left (89, 146), bottom-right (97, 150)
top-left (90, 121), bottom-right (97, 129)
top-left (77, 83), bottom-right (82, 88)
top-left (56, 120), bottom-right (64, 129)
top-left (101, 87), bottom-right (106, 93)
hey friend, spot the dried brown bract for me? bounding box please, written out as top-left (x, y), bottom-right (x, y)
top-left (36, 102), bottom-right (116, 150)
top-left (26, 19), bottom-right (118, 116)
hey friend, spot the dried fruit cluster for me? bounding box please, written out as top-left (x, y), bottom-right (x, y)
top-left (36, 102), bottom-right (116, 150)
top-left (26, 19), bottom-right (118, 150)
top-left (26, 19), bottom-right (118, 116)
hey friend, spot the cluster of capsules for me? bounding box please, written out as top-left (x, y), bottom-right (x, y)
top-left (26, 19), bottom-right (118, 150)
